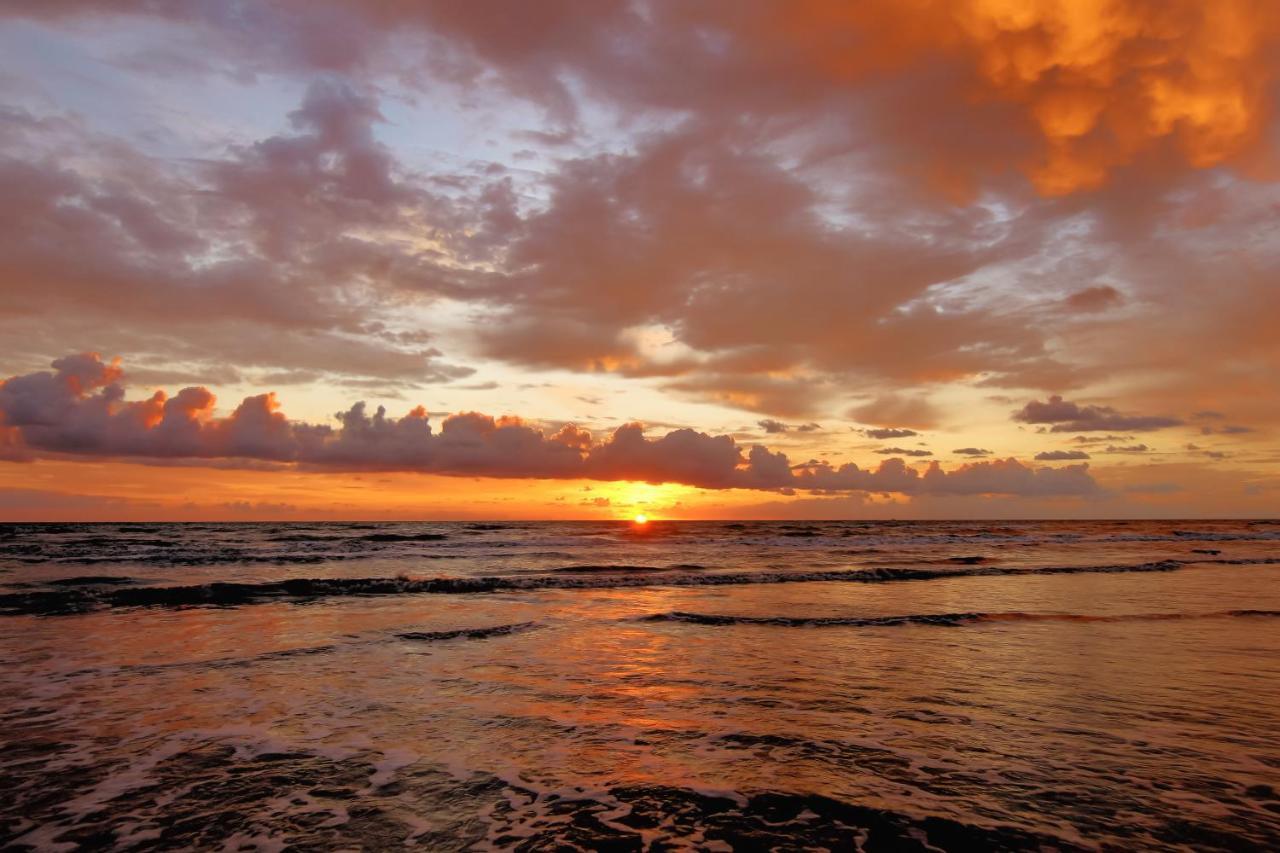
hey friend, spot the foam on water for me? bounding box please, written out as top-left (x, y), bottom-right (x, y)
top-left (1, 520), bottom-right (1278, 850)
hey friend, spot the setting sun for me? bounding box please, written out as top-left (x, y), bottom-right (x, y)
top-left (633, 514), bottom-right (649, 525)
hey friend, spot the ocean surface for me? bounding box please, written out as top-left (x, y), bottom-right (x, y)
top-left (1, 519), bottom-right (1278, 851)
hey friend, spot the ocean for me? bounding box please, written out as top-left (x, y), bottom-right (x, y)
top-left (1, 520), bottom-right (1278, 850)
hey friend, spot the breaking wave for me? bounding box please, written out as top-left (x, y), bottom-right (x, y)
top-left (641, 609), bottom-right (1280, 628)
top-left (0, 741), bottom-right (1098, 852)
top-left (0, 558), bottom-right (1254, 616)
top-left (396, 621), bottom-right (537, 642)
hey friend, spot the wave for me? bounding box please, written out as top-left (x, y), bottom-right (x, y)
top-left (548, 564), bottom-right (706, 574)
top-left (396, 621), bottom-right (537, 642)
top-left (46, 575), bottom-right (139, 587)
top-left (0, 531), bottom-right (451, 567)
top-left (480, 783), bottom-right (1089, 852)
top-left (104, 624), bottom-right (535, 677)
top-left (641, 609), bottom-right (1280, 628)
top-left (1, 551), bottom-right (341, 566)
top-left (356, 532), bottom-right (448, 543)
top-left (0, 557), bottom-right (1237, 616)
top-left (0, 737), bottom-right (1098, 852)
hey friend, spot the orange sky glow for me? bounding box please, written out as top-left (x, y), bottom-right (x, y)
top-left (0, 0), bottom-right (1277, 519)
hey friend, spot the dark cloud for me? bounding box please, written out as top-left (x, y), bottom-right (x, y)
top-left (1013, 396), bottom-right (1182, 433)
top-left (1064, 286), bottom-right (1123, 312)
top-left (864, 427), bottom-right (918, 439)
top-left (1070, 434), bottom-right (1134, 445)
top-left (1104, 444), bottom-right (1151, 454)
top-left (757, 419), bottom-right (822, 435)
top-left (1201, 424), bottom-right (1254, 435)
top-left (1184, 443), bottom-right (1229, 460)
top-left (1034, 450), bottom-right (1091, 461)
top-left (875, 447), bottom-right (933, 457)
top-left (952, 447), bottom-right (992, 457)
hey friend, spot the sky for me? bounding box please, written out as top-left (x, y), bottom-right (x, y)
top-left (0, 0), bottom-right (1277, 520)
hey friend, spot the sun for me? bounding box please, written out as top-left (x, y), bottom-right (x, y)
top-left (632, 513), bottom-right (649, 525)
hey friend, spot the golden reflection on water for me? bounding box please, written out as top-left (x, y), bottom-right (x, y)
top-left (2, 558), bottom-right (1279, 847)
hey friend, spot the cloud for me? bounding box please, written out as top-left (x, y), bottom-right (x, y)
top-left (1201, 424), bottom-right (1254, 435)
top-left (1104, 444), bottom-right (1151, 454)
top-left (0, 354), bottom-right (1099, 498)
top-left (953, 447), bottom-right (992, 457)
top-left (1125, 483), bottom-right (1184, 495)
top-left (850, 396), bottom-right (939, 430)
top-left (0, 82), bottom-right (485, 386)
top-left (1035, 450), bottom-right (1091, 461)
top-left (461, 121), bottom-right (1053, 416)
top-left (864, 427), bottom-right (918, 439)
top-left (2, 0), bottom-right (1278, 464)
top-left (1064, 286), bottom-right (1123, 312)
top-left (1184, 443), bottom-right (1229, 460)
top-left (19, 0), bottom-right (1278, 199)
top-left (1013, 396), bottom-right (1183, 432)
top-left (791, 456), bottom-right (1099, 498)
top-left (757, 419), bottom-right (822, 434)
top-left (1070, 434), bottom-right (1134, 444)
top-left (874, 447), bottom-right (933, 457)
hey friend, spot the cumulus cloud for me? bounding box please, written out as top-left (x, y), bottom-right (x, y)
top-left (0, 354), bottom-right (1100, 498)
top-left (1035, 450), bottom-right (1091, 461)
top-left (790, 457), bottom-right (1098, 498)
top-left (1013, 396), bottom-right (1183, 432)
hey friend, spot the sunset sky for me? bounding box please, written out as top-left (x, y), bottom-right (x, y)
top-left (1, 0), bottom-right (1277, 520)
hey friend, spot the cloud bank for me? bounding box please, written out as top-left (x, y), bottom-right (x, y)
top-left (0, 355), bottom-right (1099, 498)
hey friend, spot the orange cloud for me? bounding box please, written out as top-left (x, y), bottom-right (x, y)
top-left (0, 354), bottom-right (1100, 498)
top-left (775, 0), bottom-right (1280, 195)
